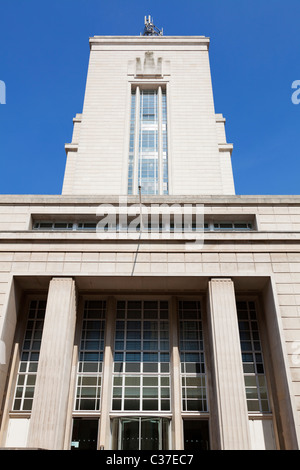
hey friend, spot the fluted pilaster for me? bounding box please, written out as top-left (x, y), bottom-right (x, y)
top-left (27, 278), bottom-right (77, 449)
top-left (207, 278), bottom-right (250, 449)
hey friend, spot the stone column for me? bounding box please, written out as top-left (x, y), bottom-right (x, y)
top-left (170, 297), bottom-right (184, 450)
top-left (99, 297), bottom-right (116, 449)
top-left (207, 278), bottom-right (251, 449)
top-left (27, 278), bottom-right (77, 450)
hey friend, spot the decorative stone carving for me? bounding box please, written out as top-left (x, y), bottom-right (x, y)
top-left (128, 51), bottom-right (170, 77)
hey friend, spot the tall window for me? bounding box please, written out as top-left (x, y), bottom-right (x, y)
top-left (179, 300), bottom-right (208, 412)
top-left (127, 91), bottom-right (136, 195)
top-left (74, 300), bottom-right (106, 411)
top-left (13, 299), bottom-right (46, 411)
top-left (112, 300), bottom-right (170, 412)
top-left (237, 300), bottom-right (271, 413)
top-left (128, 87), bottom-right (168, 195)
top-left (161, 91), bottom-right (168, 194)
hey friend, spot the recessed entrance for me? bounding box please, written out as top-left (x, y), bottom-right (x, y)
top-left (71, 418), bottom-right (99, 450)
top-left (111, 417), bottom-right (170, 450)
top-left (183, 420), bottom-right (210, 450)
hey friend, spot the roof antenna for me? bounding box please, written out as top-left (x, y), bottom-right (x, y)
top-left (142, 16), bottom-right (163, 36)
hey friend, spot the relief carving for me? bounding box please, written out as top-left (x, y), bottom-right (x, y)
top-left (128, 52), bottom-right (170, 77)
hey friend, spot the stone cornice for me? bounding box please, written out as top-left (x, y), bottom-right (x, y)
top-left (0, 230), bottom-right (299, 244)
top-left (89, 35), bottom-right (210, 50)
top-left (0, 195), bottom-right (299, 206)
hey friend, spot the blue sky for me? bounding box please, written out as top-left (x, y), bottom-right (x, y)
top-left (0, 0), bottom-right (299, 195)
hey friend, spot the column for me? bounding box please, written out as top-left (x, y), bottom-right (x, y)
top-left (207, 278), bottom-right (251, 449)
top-left (99, 297), bottom-right (116, 449)
top-left (170, 297), bottom-right (184, 449)
top-left (27, 278), bottom-right (77, 449)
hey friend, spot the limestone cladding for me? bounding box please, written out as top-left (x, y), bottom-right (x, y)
top-left (0, 194), bottom-right (299, 443)
top-left (62, 36), bottom-right (235, 196)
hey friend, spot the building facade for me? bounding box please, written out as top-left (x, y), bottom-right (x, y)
top-left (0, 24), bottom-right (299, 450)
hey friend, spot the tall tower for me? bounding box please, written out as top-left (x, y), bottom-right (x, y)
top-left (62, 19), bottom-right (234, 196)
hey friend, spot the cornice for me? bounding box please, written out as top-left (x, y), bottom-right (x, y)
top-left (89, 35), bottom-right (210, 50)
top-left (0, 195), bottom-right (299, 206)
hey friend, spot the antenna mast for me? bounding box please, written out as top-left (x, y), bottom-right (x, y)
top-left (142, 16), bottom-right (163, 36)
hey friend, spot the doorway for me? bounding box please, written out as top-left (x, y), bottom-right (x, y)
top-left (183, 420), bottom-right (210, 450)
top-left (112, 417), bottom-right (170, 450)
top-left (71, 418), bottom-right (99, 450)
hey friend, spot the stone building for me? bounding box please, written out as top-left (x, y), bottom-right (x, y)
top-left (0, 19), bottom-right (299, 450)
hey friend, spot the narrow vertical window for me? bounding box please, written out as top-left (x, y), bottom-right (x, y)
top-left (127, 91), bottom-right (136, 195)
top-left (237, 300), bottom-right (271, 413)
top-left (128, 87), bottom-right (169, 195)
top-left (179, 300), bottom-right (207, 412)
top-left (13, 300), bottom-right (46, 411)
top-left (139, 90), bottom-right (159, 195)
top-left (75, 300), bottom-right (106, 411)
top-left (162, 90), bottom-right (168, 195)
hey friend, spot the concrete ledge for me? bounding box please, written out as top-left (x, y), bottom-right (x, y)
top-left (0, 194), bottom-right (299, 205)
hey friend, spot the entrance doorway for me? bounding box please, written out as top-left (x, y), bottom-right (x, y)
top-left (71, 418), bottom-right (99, 450)
top-left (183, 420), bottom-right (210, 450)
top-left (112, 417), bottom-right (170, 450)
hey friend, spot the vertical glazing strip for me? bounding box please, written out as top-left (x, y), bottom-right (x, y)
top-left (133, 86), bottom-right (140, 194)
top-left (158, 86), bottom-right (163, 195)
top-left (127, 90), bottom-right (136, 195)
top-left (162, 89), bottom-right (169, 195)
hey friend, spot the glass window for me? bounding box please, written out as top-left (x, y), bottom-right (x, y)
top-left (112, 300), bottom-right (170, 412)
top-left (179, 300), bottom-right (208, 412)
top-left (75, 300), bottom-right (106, 411)
top-left (128, 88), bottom-right (168, 195)
top-left (12, 300), bottom-right (46, 411)
top-left (32, 219), bottom-right (253, 233)
top-left (162, 91), bottom-right (168, 194)
top-left (213, 222), bottom-right (253, 231)
top-left (33, 222), bottom-right (73, 230)
top-left (237, 300), bottom-right (271, 413)
top-left (128, 91), bottom-right (136, 195)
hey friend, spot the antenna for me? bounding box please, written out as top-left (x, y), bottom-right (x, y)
top-left (142, 15), bottom-right (163, 36)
